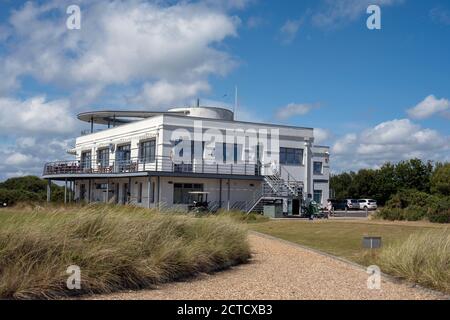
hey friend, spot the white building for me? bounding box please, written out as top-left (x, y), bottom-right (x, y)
top-left (43, 106), bottom-right (330, 215)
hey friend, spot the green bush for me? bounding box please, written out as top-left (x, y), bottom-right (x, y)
top-left (0, 189), bottom-right (42, 205)
top-left (377, 207), bottom-right (401, 221)
top-left (403, 205), bottom-right (428, 221)
top-left (0, 176), bottom-right (65, 205)
top-left (385, 189), bottom-right (437, 209)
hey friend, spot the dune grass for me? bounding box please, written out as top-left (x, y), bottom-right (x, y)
top-left (0, 204), bottom-right (250, 299)
top-left (377, 230), bottom-right (450, 293)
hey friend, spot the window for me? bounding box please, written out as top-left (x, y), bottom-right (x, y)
top-left (280, 147), bottom-right (303, 165)
top-left (137, 183), bottom-right (143, 203)
top-left (313, 161), bottom-right (323, 175)
top-left (139, 139), bottom-right (156, 163)
top-left (173, 183), bottom-right (203, 204)
top-left (216, 143), bottom-right (243, 163)
top-left (81, 151), bottom-right (91, 169)
top-left (97, 148), bottom-right (109, 167)
top-left (313, 190), bottom-right (322, 204)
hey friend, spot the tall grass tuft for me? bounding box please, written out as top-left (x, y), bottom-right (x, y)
top-left (377, 229), bottom-right (450, 293)
top-left (0, 204), bottom-right (250, 299)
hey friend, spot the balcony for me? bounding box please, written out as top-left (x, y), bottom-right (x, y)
top-left (43, 156), bottom-right (262, 177)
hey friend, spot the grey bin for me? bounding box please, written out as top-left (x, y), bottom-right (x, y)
top-left (263, 204), bottom-right (284, 218)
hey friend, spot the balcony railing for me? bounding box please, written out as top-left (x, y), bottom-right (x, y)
top-left (43, 156), bottom-right (262, 177)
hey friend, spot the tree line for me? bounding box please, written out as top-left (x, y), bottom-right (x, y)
top-left (330, 159), bottom-right (450, 205)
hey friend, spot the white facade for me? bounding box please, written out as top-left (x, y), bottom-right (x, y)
top-left (43, 106), bottom-right (330, 213)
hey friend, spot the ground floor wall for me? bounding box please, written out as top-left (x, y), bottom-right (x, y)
top-left (72, 176), bottom-right (263, 211)
top-left (312, 179), bottom-right (330, 208)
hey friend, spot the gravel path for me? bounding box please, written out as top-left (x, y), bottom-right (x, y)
top-left (90, 233), bottom-right (445, 300)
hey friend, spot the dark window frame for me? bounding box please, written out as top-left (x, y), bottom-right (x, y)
top-left (279, 147), bottom-right (303, 166)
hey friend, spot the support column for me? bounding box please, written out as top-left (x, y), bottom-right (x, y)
top-left (157, 176), bottom-right (161, 210)
top-left (46, 179), bottom-right (51, 202)
top-left (88, 179), bottom-right (91, 203)
top-left (64, 178), bottom-right (67, 204)
top-left (128, 177), bottom-right (131, 204)
top-left (227, 179), bottom-right (230, 210)
top-left (219, 178), bottom-right (222, 208)
top-left (304, 139), bottom-right (312, 196)
top-left (106, 178), bottom-right (109, 203)
top-left (68, 180), bottom-right (72, 202)
top-left (147, 175), bottom-right (152, 209)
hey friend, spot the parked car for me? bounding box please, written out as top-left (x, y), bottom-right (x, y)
top-left (345, 199), bottom-right (359, 210)
top-left (357, 199), bottom-right (377, 210)
top-left (329, 199), bottom-right (348, 211)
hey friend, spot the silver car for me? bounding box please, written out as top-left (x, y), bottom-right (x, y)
top-left (358, 199), bottom-right (377, 210)
top-left (345, 199), bottom-right (359, 210)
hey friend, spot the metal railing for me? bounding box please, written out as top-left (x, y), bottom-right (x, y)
top-left (43, 156), bottom-right (262, 177)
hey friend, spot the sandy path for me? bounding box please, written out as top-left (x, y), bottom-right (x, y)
top-left (90, 233), bottom-right (445, 300)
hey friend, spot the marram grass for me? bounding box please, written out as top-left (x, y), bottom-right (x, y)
top-left (0, 204), bottom-right (250, 299)
top-left (377, 229), bottom-right (450, 294)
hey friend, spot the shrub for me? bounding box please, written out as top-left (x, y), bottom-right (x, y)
top-left (403, 205), bottom-right (428, 221)
top-left (216, 210), bottom-right (269, 223)
top-left (378, 230), bottom-right (450, 293)
top-left (377, 207), bottom-right (405, 221)
top-left (385, 189), bottom-right (436, 209)
top-left (0, 204), bottom-right (250, 299)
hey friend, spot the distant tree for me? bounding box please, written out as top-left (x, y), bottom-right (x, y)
top-left (330, 172), bottom-right (354, 199)
top-left (372, 162), bottom-right (398, 205)
top-left (395, 159), bottom-right (433, 192)
top-left (431, 163), bottom-right (450, 196)
top-left (0, 176), bottom-right (65, 204)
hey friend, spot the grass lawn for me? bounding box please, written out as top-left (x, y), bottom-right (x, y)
top-left (249, 219), bottom-right (447, 265)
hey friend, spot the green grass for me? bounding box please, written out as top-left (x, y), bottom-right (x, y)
top-left (0, 204), bottom-right (250, 299)
top-left (249, 219), bottom-right (449, 293)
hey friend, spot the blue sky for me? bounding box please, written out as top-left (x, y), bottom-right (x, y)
top-left (0, 0), bottom-right (449, 179)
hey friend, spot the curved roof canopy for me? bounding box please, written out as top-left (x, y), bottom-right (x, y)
top-left (77, 110), bottom-right (187, 125)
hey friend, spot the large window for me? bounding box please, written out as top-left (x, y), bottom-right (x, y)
top-left (215, 143), bottom-right (243, 163)
top-left (313, 161), bottom-right (323, 175)
top-left (97, 148), bottom-right (109, 168)
top-left (81, 151), bottom-right (91, 169)
top-left (280, 147), bottom-right (303, 165)
top-left (313, 190), bottom-right (322, 204)
top-left (139, 139), bottom-right (156, 163)
top-left (173, 183), bottom-right (203, 204)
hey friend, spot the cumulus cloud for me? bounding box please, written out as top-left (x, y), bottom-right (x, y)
top-left (0, 96), bottom-right (76, 134)
top-left (407, 95), bottom-right (450, 119)
top-left (279, 19), bottom-right (302, 44)
top-left (312, 0), bottom-right (403, 28)
top-left (275, 103), bottom-right (319, 120)
top-left (134, 80), bottom-right (211, 108)
top-left (331, 119), bottom-right (450, 171)
top-left (314, 128), bottom-right (332, 145)
top-left (0, 0), bottom-right (239, 104)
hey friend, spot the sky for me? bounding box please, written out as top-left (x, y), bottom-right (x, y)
top-left (0, 0), bottom-right (449, 179)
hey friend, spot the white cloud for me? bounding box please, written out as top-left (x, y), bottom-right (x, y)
top-left (4, 152), bottom-right (33, 166)
top-left (407, 95), bottom-right (450, 119)
top-left (331, 119), bottom-right (450, 171)
top-left (279, 19), bottom-right (302, 44)
top-left (314, 128), bottom-right (332, 145)
top-left (275, 103), bottom-right (319, 120)
top-left (312, 0), bottom-right (403, 28)
top-left (0, 0), bottom-right (239, 104)
top-left (0, 96), bottom-right (76, 134)
top-left (135, 80), bottom-right (211, 108)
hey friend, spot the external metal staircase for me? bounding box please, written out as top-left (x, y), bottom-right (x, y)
top-left (244, 167), bottom-right (304, 214)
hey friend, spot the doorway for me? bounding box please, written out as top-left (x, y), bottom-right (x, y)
top-left (292, 199), bottom-right (300, 216)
